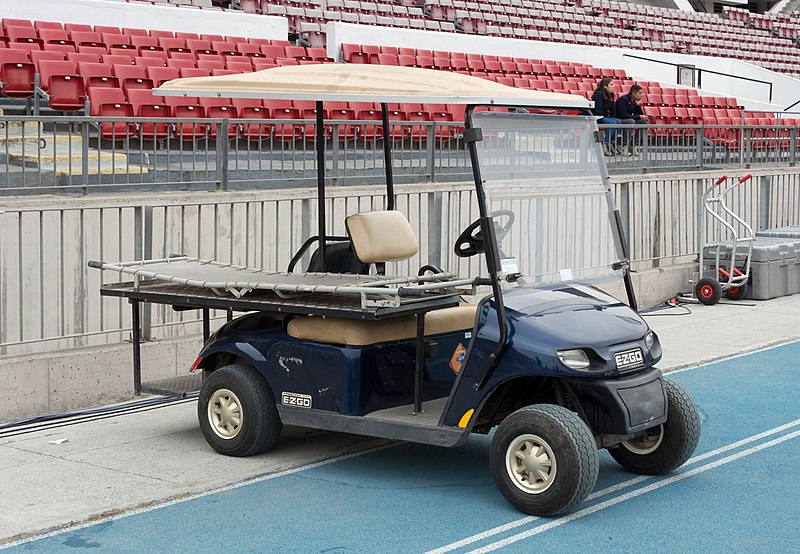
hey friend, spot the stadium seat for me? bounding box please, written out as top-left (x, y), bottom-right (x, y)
top-left (146, 66), bottom-right (180, 87)
top-left (39, 28), bottom-right (76, 49)
top-left (165, 96), bottom-right (207, 141)
top-left (233, 98), bottom-right (271, 141)
top-left (264, 100), bottom-right (301, 141)
top-left (78, 61), bottom-right (119, 89)
top-left (6, 26), bottom-right (44, 49)
top-left (87, 86), bottom-right (135, 140)
top-left (113, 64), bottom-right (153, 94)
top-left (127, 88), bottom-right (172, 141)
top-left (0, 49), bottom-right (35, 98)
top-left (38, 59), bottom-right (85, 111)
top-left (201, 98), bottom-right (239, 139)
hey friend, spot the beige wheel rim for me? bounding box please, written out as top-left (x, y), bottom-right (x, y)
top-left (621, 425), bottom-right (664, 455)
top-left (505, 433), bottom-right (557, 494)
top-left (208, 388), bottom-right (243, 440)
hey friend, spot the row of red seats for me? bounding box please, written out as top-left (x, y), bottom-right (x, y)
top-left (0, 17), bottom-right (289, 47)
top-left (87, 88), bottom-right (464, 142)
top-left (0, 43), bottom-right (335, 108)
top-left (0, 33), bottom-right (327, 61)
top-left (341, 43), bottom-right (627, 79)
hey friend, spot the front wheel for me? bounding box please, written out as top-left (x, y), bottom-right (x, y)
top-left (198, 364), bottom-right (282, 457)
top-left (490, 404), bottom-right (599, 517)
top-left (695, 277), bottom-right (721, 305)
top-left (609, 378), bottom-right (700, 474)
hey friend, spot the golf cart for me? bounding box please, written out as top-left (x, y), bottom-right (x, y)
top-left (90, 65), bottom-right (700, 517)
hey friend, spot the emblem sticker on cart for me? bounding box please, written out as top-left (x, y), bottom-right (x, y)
top-left (282, 392), bottom-right (312, 408)
top-left (450, 343), bottom-right (467, 375)
top-left (614, 348), bottom-right (644, 369)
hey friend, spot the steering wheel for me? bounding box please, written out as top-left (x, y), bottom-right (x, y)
top-left (454, 210), bottom-right (515, 258)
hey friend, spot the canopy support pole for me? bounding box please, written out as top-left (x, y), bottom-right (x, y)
top-left (381, 103), bottom-right (395, 210)
top-left (316, 101), bottom-right (327, 269)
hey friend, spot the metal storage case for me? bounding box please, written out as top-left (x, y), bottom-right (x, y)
top-left (756, 225), bottom-right (800, 239)
top-left (702, 237), bottom-right (800, 300)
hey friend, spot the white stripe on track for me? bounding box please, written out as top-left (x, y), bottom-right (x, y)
top-left (0, 443), bottom-right (397, 550)
top-left (467, 429), bottom-right (800, 553)
top-left (425, 418), bottom-right (800, 554)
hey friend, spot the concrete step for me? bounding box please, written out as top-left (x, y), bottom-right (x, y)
top-left (1, 120), bottom-right (43, 137)
top-left (37, 161), bottom-right (150, 176)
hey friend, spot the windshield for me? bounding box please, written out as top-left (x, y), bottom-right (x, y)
top-left (471, 111), bottom-right (625, 287)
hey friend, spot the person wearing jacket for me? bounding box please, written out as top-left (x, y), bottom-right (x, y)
top-left (615, 84), bottom-right (650, 156)
top-left (592, 78), bottom-right (622, 156)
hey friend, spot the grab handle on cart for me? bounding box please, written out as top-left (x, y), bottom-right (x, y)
top-left (88, 260), bottom-right (104, 269)
top-left (738, 174), bottom-right (753, 183)
top-left (715, 175), bottom-right (727, 186)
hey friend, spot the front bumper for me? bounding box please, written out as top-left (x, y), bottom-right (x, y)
top-left (566, 367), bottom-right (668, 435)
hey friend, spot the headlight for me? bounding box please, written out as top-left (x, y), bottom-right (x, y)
top-left (556, 349), bottom-right (591, 370)
top-left (644, 331), bottom-right (654, 349)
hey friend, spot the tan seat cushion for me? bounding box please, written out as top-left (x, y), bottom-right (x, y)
top-left (287, 304), bottom-right (478, 347)
top-left (345, 210), bottom-right (419, 263)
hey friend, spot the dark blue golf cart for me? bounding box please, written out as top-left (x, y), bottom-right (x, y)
top-left (91, 65), bottom-right (699, 516)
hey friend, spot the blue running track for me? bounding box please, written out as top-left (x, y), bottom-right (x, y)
top-left (8, 341), bottom-right (800, 553)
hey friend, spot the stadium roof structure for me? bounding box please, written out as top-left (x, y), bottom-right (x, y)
top-left (153, 63), bottom-right (592, 109)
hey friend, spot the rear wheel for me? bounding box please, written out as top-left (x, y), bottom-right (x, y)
top-left (609, 378), bottom-right (700, 474)
top-left (198, 364), bottom-right (282, 457)
top-left (490, 404), bottom-right (599, 516)
top-left (695, 278), bottom-right (721, 305)
top-left (724, 283), bottom-right (748, 300)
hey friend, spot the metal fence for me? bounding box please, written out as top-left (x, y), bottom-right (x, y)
top-left (2, 170), bottom-right (800, 356)
top-left (2, 115), bottom-right (800, 195)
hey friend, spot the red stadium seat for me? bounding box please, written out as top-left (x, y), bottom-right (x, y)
top-left (166, 58), bottom-right (196, 70)
top-left (233, 98), bottom-right (270, 141)
top-left (78, 61), bottom-right (119, 88)
top-left (103, 54), bottom-right (134, 66)
top-left (236, 43), bottom-right (263, 58)
top-left (264, 100), bottom-right (301, 141)
top-left (0, 49), bottom-right (35, 98)
top-left (146, 66), bottom-right (179, 87)
top-left (127, 88), bottom-right (172, 141)
top-left (130, 36), bottom-right (162, 53)
top-left (197, 59), bottom-right (225, 71)
top-left (164, 96), bottom-right (206, 141)
top-left (67, 52), bottom-right (101, 64)
top-left (87, 86), bottom-right (134, 140)
top-left (63, 24), bottom-right (92, 34)
top-left (159, 38), bottom-right (189, 54)
top-left (31, 50), bottom-right (65, 70)
top-left (113, 64), bottom-right (153, 94)
top-left (94, 26), bottom-right (121, 36)
top-left (178, 67), bottom-right (211, 78)
top-left (149, 30), bottom-right (175, 40)
top-left (201, 98), bottom-right (239, 139)
top-left (70, 31), bottom-right (105, 49)
top-left (39, 28), bottom-right (75, 49)
top-left (226, 60), bottom-right (253, 73)
top-left (38, 59), bottom-right (85, 111)
top-left (211, 41), bottom-right (238, 56)
top-left (6, 26), bottom-right (44, 49)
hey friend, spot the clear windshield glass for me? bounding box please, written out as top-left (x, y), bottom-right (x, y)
top-left (472, 111), bottom-right (624, 287)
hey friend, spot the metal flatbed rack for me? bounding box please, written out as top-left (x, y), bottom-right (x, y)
top-left (91, 257), bottom-right (478, 404)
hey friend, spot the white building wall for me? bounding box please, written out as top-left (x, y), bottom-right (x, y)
top-left (2, 0), bottom-right (288, 39)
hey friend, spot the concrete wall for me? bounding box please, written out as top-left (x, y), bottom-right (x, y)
top-left (0, 334), bottom-right (203, 422)
top-left (327, 22), bottom-right (797, 112)
top-left (3, 0), bottom-right (288, 39)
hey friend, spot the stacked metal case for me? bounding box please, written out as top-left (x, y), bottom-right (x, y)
top-left (702, 236), bottom-right (800, 300)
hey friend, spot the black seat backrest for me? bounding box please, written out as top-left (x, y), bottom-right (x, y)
top-left (307, 240), bottom-right (371, 274)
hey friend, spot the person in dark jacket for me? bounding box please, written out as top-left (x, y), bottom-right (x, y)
top-left (592, 78), bottom-right (622, 155)
top-left (615, 84), bottom-right (650, 156)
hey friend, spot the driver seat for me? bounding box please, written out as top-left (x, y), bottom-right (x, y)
top-left (287, 210), bottom-right (477, 347)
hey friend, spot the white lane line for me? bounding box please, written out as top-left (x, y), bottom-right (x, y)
top-left (467, 429), bottom-right (800, 554)
top-left (425, 418), bottom-right (800, 554)
top-left (0, 443), bottom-right (397, 550)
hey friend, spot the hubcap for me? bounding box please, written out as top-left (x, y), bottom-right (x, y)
top-left (505, 434), bottom-right (557, 494)
top-left (701, 285), bottom-right (713, 298)
top-left (208, 388), bottom-right (243, 440)
top-left (621, 425), bottom-right (664, 455)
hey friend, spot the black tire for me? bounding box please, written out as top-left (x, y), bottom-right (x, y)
top-left (490, 404), bottom-right (599, 517)
top-left (724, 283), bottom-right (748, 300)
top-left (198, 364), bottom-right (282, 457)
top-left (609, 378), bottom-right (700, 475)
top-left (695, 278), bottom-right (721, 305)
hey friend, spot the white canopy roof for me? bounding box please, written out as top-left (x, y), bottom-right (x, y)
top-left (153, 63), bottom-right (592, 109)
